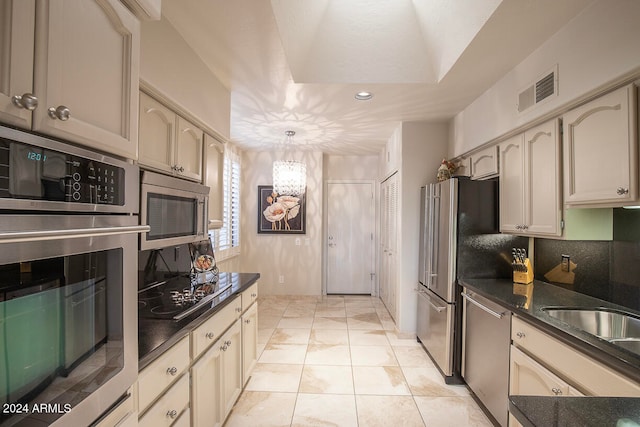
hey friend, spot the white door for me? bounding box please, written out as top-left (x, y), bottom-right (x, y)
top-left (326, 182), bottom-right (375, 294)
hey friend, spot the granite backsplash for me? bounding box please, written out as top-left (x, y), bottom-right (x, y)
top-left (534, 208), bottom-right (640, 311)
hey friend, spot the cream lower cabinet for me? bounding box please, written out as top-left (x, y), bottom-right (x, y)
top-left (563, 84), bottom-right (638, 206)
top-left (242, 302), bottom-right (258, 386)
top-left (499, 119), bottom-right (561, 236)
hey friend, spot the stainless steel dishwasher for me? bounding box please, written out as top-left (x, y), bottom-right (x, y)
top-left (461, 288), bottom-right (512, 427)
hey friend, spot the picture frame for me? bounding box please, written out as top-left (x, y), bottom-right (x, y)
top-left (257, 185), bottom-right (306, 234)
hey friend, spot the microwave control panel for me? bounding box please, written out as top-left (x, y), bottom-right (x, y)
top-left (0, 139), bottom-right (125, 206)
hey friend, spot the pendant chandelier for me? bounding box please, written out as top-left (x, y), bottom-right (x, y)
top-left (272, 130), bottom-right (306, 196)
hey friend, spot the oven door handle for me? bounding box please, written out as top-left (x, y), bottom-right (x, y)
top-left (0, 225), bottom-right (150, 244)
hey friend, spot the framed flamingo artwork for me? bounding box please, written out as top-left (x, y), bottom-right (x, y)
top-left (258, 185), bottom-right (306, 234)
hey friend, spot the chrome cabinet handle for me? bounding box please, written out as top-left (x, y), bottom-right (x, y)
top-left (206, 332), bottom-right (215, 340)
top-left (166, 410), bottom-right (178, 419)
top-left (551, 387), bottom-right (563, 395)
top-left (166, 366), bottom-right (178, 376)
top-left (251, 293), bottom-right (257, 298)
top-left (516, 331), bottom-right (526, 339)
top-left (245, 319), bottom-right (251, 324)
top-left (47, 105), bottom-right (71, 121)
top-left (236, 307), bottom-right (242, 313)
top-left (11, 93), bottom-right (38, 110)
top-left (225, 340), bottom-right (232, 347)
top-left (617, 187), bottom-right (629, 195)
top-left (221, 344), bottom-right (228, 351)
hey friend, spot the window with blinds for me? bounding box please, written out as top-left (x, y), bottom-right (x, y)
top-left (210, 147), bottom-right (241, 259)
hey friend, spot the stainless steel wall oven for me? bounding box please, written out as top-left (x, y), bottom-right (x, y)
top-left (0, 126), bottom-right (146, 426)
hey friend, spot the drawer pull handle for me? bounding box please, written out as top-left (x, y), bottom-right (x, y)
top-left (225, 340), bottom-right (232, 347)
top-left (236, 307), bottom-right (242, 313)
top-left (251, 293), bottom-right (257, 298)
top-left (516, 331), bottom-right (526, 339)
top-left (551, 388), bottom-right (563, 396)
top-left (167, 410), bottom-right (178, 419)
top-left (617, 187), bottom-right (629, 195)
top-left (166, 367), bottom-right (178, 376)
top-left (221, 344), bottom-right (228, 351)
top-left (245, 319), bottom-right (251, 324)
top-left (206, 332), bottom-right (215, 340)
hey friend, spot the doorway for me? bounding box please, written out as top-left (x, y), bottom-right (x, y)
top-left (325, 181), bottom-right (375, 294)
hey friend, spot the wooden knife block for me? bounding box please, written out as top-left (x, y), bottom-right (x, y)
top-left (513, 258), bottom-right (534, 284)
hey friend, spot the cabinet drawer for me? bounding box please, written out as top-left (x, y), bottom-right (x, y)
top-left (138, 336), bottom-right (190, 413)
top-left (139, 373), bottom-right (189, 427)
top-left (511, 316), bottom-right (640, 396)
top-left (470, 145), bottom-right (499, 179)
top-left (242, 282), bottom-right (258, 312)
top-left (192, 296), bottom-right (242, 358)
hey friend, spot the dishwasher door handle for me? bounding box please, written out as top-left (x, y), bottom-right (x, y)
top-left (461, 292), bottom-right (505, 319)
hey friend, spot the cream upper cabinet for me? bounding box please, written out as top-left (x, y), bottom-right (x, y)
top-left (242, 301), bottom-right (258, 386)
top-left (0, 0), bottom-right (35, 129)
top-left (138, 91), bottom-right (204, 182)
top-left (470, 145), bottom-right (499, 180)
top-left (499, 119), bottom-right (561, 236)
top-left (0, 0), bottom-right (140, 159)
top-left (32, 0), bottom-right (140, 159)
top-left (204, 134), bottom-right (224, 229)
top-left (563, 84), bottom-right (638, 206)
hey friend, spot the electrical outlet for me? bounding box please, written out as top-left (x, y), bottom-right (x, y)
top-left (295, 238), bottom-right (301, 246)
top-left (561, 254), bottom-right (570, 272)
top-left (279, 275), bottom-right (285, 284)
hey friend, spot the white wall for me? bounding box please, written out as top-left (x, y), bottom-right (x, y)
top-left (450, 0), bottom-right (640, 157)
top-left (397, 121), bottom-right (449, 334)
top-left (139, 17), bottom-right (231, 139)
top-left (240, 150), bottom-right (324, 295)
top-left (323, 155), bottom-right (379, 181)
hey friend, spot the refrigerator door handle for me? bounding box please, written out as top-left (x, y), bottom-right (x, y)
top-left (429, 185), bottom-right (440, 287)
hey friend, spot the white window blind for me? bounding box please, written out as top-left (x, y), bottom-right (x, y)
top-left (210, 146), bottom-right (241, 260)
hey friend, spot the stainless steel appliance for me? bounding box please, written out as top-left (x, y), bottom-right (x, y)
top-left (461, 289), bottom-right (511, 427)
top-left (0, 126), bottom-right (146, 426)
top-left (417, 177), bottom-right (507, 383)
top-left (140, 171), bottom-right (209, 250)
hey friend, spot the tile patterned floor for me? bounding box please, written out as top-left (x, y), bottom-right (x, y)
top-left (225, 295), bottom-right (493, 427)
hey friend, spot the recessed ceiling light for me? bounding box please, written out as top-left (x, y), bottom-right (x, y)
top-left (355, 91), bottom-right (373, 101)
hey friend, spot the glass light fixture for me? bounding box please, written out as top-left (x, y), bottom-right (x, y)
top-left (272, 130), bottom-right (307, 196)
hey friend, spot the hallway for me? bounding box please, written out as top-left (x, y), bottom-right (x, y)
top-left (225, 295), bottom-right (492, 426)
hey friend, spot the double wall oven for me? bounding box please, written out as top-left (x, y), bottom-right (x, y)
top-left (0, 126), bottom-right (146, 426)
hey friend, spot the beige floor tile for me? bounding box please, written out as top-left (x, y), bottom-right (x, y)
top-left (356, 395), bottom-right (425, 427)
top-left (309, 329), bottom-right (349, 345)
top-left (386, 331), bottom-right (421, 347)
top-left (413, 396), bottom-right (494, 427)
top-left (314, 307), bottom-right (346, 317)
top-left (258, 328), bottom-right (275, 344)
top-left (402, 366), bottom-right (469, 397)
top-left (348, 329), bottom-right (390, 346)
top-left (345, 306), bottom-right (377, 316)
top-left (292, 393), bottom-right (358, 427)
top-left (352, 366), bottom-right (411, 395)
top-left (312, 317), bottom-right (348, 330)
top-left (226, 391), bottom-right (296, 427)
top-left (393, 346), bottom-right (433, 367)
top-left (259, 343), bottom-right (308, 364)
top-left (246, 363), bottom-right (303, 392)
top-left (299, 365), bottom-right (354, 394)
top-left (259, 314), bottom-right (283, 329)
top-left (269, 328), bottom-right (311, 344)
top-left (277, 316), bottom-right (314, 329)
top-left (304, 344), bottom-right (351, 366)
top-left (347, 313), bottom-right (383, 330)
top-left (350, 345), bottom-right (398, 366)
top-left (283, 305), bottom-right (317, 318)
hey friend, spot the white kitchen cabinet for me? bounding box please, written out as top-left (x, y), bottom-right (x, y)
top-left (563, 84), bottom-right (638, 207)
top-left (138, 91), bottom-right (204, 182)
top-left (470, 145), bottom-right (499, 180)
top-left (139, 373), bottom-right (189, 427)
top-left (0, 0), bottom-right (140, 160)
top-left (121, 0), bottom-right (161, 20)
top-left (381, 127), bottom-right (400, 179)
top-left (499, 119), bottom-right (561, 236)
top-left (191, 296), bottom-right (241, 359)
top-left (221, 320), bottom-right (243, 417)
top-left (204, 133), bottom-right (224, 229)
top-left (379, 173), bottom-right (398, 320)
top-left (0, 0), bottom-right (35, 129)
top-left (242, 301), bottom-right (258, 386)
top-left (510, 345), bottom-right (576, 397)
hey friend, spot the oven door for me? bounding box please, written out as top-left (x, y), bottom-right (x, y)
top-left (0, 215), bottom-right (148, 427)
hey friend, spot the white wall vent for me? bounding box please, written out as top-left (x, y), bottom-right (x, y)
top-left (517, 65), bottom-right (558, 113)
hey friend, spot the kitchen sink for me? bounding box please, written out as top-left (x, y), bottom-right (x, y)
top-left (541, 307), bottom-right (640, 355)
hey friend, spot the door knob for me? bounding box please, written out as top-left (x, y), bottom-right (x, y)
top-left (11, 93), bottom-right (38, 110)
top-left (47, 105), bottom-right (71, 121)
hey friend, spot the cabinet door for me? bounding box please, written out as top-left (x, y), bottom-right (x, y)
top-left (510, 345), bottom-right (570, 397)
top-left (138, 92), bottom-right (174, 174)
top-left (191, 341), bottom-right (223, 427)
top-left (499, 135), bottom-right (525, 233)
top-left (470, 145), bottom-right (498, 180)
top-left (0, 0), bottom-right (35, 129)
top-left (175, 116), bottom-right (203, 182)
top-left (32, 0), bottom-right (140, 160)
top-left (563, 84), bottom-right (637, 205)
top-left (221, 320), bottom-right (243, 419)
top-left (524, 119), bottom-right (561, 236)
top-left (205, 134), bottom-right (224, 228)
top-left (242, 302), bottom-right (258, 386)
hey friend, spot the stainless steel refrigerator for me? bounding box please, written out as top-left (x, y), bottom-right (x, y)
top-left (417, 177), bottom-right (522, 384)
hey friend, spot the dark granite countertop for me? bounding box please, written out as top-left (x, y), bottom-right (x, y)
top-left (138, 272), bottom-right (260, 370)
top-left (509, 396), bottom-right (640, 427)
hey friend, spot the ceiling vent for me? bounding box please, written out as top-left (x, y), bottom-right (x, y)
top-left (517, 65), bottom-right (558, 113)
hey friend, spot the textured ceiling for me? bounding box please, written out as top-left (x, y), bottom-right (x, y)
top-left (163, 0), bottom-right (593, 155)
